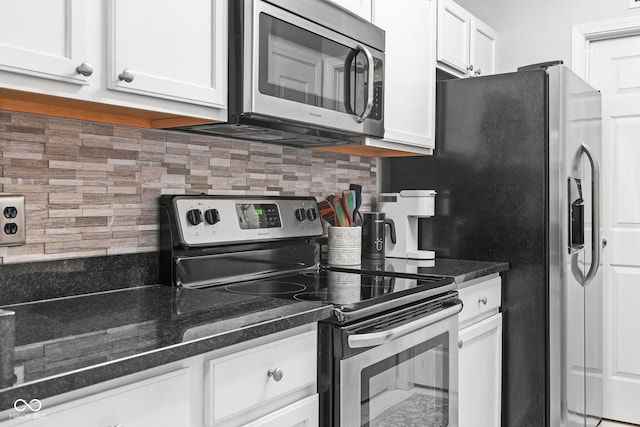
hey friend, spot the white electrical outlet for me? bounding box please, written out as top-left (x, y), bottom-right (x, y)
top-left (0, 195), bottom-right (26, 246)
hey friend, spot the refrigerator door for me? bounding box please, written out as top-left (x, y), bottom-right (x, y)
top-left (548, 66), bottom-right (602, 427)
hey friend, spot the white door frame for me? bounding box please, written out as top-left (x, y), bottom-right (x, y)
top-left (572, 16), bottom-right (640, 80)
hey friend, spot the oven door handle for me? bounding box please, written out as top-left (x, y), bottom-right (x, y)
top-left (347, 301), bottom-right (463, 349)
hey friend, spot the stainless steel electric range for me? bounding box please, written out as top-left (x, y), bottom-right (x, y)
top-left (159, 195), bottom-right (461, 427)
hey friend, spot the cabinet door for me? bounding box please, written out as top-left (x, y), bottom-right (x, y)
top-left (108, 0), bottom-right (227, 108)
top-left (324, 0), bottom-right (372, 20)
top-left (241, 395), bottom-right (319, 427)
top-left (370, 0), bottom-right (436, 150)
top-left (0, 0), bottom-right (91, 85)
top-left (458, 313), bottom-right (502, 427)
top-left (1, 369), bottom-right (190, 427)
top-left (470, 19), bottom-right (497, 77)
top-left (436, 0), bottom-right (472, 76)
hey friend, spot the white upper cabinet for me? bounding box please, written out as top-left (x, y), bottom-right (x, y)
top-left (0, 0), bottom-right (227, 126)
top-left (324, 0), bottom-right (372, 20)
top-left (108, 0), bottom-right (227, 108)
top-left (470, 19), bottom-right (497, 77)
top-left (437, 0), bottom-right (496, 78)
top-left (0, 0), bottom-right (91, 85)
top-left (367, 0), bottom-right (437, 154)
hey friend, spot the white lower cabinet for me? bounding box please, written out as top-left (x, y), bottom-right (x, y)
top-left (2, 369), bottom-right (190, 427)
top-left (241, 395), bottom-right (318, 427)
top-left (204, 328), bottom-right (317, 426)
top-left (457, 274), bottom-right (502, 427)
top-left (0, 324), bottom-right (318, 427)
top-left (459, 313), bottom-right (502, 427)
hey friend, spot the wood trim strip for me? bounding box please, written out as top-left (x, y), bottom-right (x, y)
top-left (0, 88), bottom-right (217, 129)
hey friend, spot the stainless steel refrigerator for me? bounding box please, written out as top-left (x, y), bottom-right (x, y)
top-left (380, 64), bottom-right (603, 427)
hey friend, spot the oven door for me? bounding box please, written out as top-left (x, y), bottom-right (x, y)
top-left (247, 0), bottom-right (384, 136)
top-left (339, 298), bottom-right (461, 427)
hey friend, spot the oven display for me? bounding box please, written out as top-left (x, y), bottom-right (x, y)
top-left (236, 203), bottom-right (282, 229)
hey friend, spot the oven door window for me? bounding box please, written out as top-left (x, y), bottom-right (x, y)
top-left (258, 13), bottom-right (379, 117)
top-left (361, 334), bottom-right (450, 427)
top-left (339, 312), bottom-right (458, 427)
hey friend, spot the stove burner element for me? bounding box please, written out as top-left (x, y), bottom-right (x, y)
top-left (225, 281), bottom-right (306, 295)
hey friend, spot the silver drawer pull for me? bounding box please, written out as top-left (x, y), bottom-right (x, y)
top-left (118, 69), bottom-right (135, 83)
top-left (76, 62), bottom-right (94, 77)
top-left (478, 297), bottom-right (488, 305)
top-left (267, 367), bottom-right (283, 382)
top-left (458, 339), bottom-right (464, 349)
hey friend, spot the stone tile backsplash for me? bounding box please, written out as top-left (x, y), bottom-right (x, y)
top-left (0, 111), bottom-right (377, 264)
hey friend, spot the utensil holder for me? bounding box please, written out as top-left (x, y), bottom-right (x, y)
top-left (327, 226), bottom-right (362, 265)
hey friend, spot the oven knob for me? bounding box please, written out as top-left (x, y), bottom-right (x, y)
top-left (204, 208), bottom-right (220, 225)
top-left (295, 208), bottom-right (306, 222)
top-left (306, 207), bottom-right (318, 221)
top-left (186, 209), bottom-right (203, 226)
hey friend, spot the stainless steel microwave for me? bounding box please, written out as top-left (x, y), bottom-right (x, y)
top-left (173, 0), bottom-right (385, 147)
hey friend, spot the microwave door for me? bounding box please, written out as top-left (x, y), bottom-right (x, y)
top-left (251, 1), bottom-right (383, 136)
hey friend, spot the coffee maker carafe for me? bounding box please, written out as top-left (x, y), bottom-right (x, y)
top-left (378, 190), bottom-right (436, 259)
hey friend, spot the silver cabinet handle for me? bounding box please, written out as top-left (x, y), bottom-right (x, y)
top-left (466, 64), bottom-right (474, 71)
top-left (581, 143), bottom-right (601, 287)
top-left (267, 367), bottom-right (283, 382)
top-left (602, 237), bottom-right (607, 248)
top-left (355, 44), bottom-right (375, 124)
top-left (118, 69), bottom-right (135, 83)
top-left (458, 339), bottom-right (464, 349)
top-left (478, 296), bottom-right (488, 305)
top-left (348, 303), bottom-right (463, 348)
top-left (76, 62), bottom-right (94, 77)
top-left (474, 68), bottom-right (482, 76)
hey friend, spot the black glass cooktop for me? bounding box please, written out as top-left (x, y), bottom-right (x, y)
top-left (223, 267), bottom-right (455, 319)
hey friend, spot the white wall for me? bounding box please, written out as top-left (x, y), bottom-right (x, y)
top-left (454, 0), bottom-right (640, 73)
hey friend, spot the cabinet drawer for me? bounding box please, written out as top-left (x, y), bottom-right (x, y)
top-left (241, 395), bottom-right (319, 427)
top-left (3, 369), bottom-right (189, 427)
top-left (458, 276), bottom-right (501, 327)
top-left (206, 330), bottom-right (317, 424)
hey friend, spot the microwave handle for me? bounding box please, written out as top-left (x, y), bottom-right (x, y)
top-left (344, 45), bottom-right (376, 123)
top-left (355, 44), bottom-right (375, 123)
top-left (347, 301), bottom-right (463, 348)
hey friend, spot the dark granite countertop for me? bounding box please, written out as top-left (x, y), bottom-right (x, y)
top-left (0, 284), bottom-right (332, 412)
top-left (415, 258), bottom-right (509, 286)
top-left (322, 257), bottom-right (509, 287)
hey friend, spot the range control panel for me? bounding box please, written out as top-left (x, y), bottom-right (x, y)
top-left (168, 195), bottom-right (323, 247)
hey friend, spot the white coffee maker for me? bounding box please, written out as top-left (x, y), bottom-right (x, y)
top-left (378, 190), bottom-right (436, 259)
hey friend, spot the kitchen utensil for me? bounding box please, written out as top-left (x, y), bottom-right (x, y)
top-left (317, 200), bottom-right (337, 226)
top-left (342, 190), bottom-right (355, 226)
top-left (349, 184), bottom-right (363, 225)
top-left (332, 195), bottom-right (349, 227)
